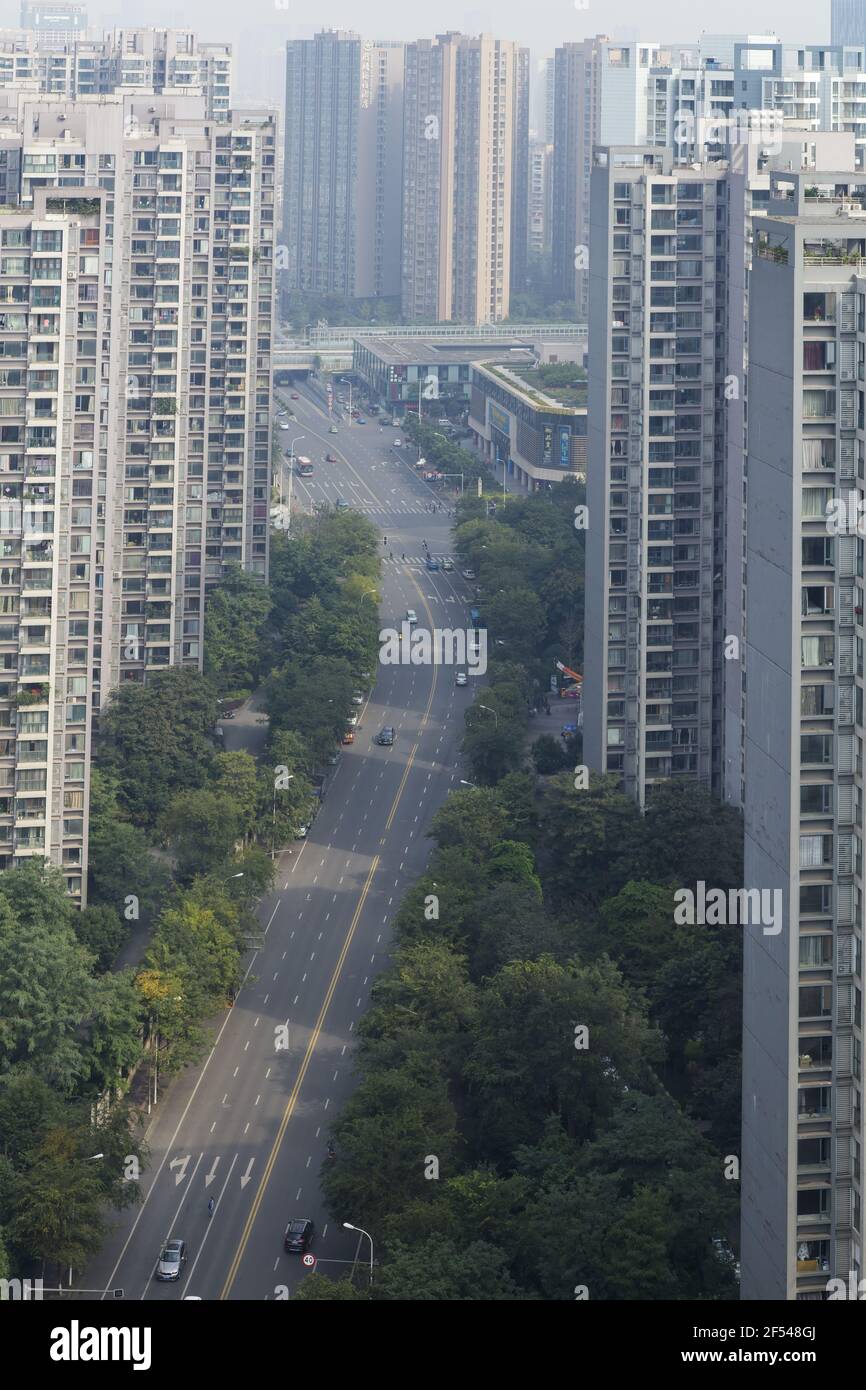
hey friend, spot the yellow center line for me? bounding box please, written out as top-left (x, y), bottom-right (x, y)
top-left (221, 554), bottom-right (444, 1297)
top-left (220, 854), bottom-right (380, 1300)
top-left (385, 744), bottom-right (418, 831)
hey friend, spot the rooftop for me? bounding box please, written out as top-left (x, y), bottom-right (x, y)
top-left (353, 333), bottom-right (546, 365)
top-left (474, 360), bottom-right (587, 413)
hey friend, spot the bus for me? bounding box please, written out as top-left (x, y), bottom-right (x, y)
top-left (296, 456), bottom-right (314, 476)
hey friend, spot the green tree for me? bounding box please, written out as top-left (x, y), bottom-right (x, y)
top-left (203, 565), bottom-right (271, 697)
top-left (293, 1272), bottom-right (369, 1300)
top-left (99, 669), bottom-right (218, 827)
top-left (87, 770), bottom-right (168, 918)
top-left (160, 789), bottom-right (242, 881)
top-left (374, 1236), bottom-right (525, 1300)
top-left (0, 864), bottom-right (96, 1091)
top-left (74, 904), bottom-right (127, 974)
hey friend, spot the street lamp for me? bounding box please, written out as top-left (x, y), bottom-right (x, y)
top-left (459, 779), bottom-right (476, 788)
top-left (272, 775), bottom-right (294, 859)
top-left (476, 704), bottom-right (499, 727)
top-left (343, 1222), bottom-right (374, 1287)
top-left (284, 435), bottom-right (305, 530)
top-left (225, 871), bottom-right (245, 880)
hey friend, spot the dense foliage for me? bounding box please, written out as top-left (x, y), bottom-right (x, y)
top-left (315, 482), bottom-right (744, 1300)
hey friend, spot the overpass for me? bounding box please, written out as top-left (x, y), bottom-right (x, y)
top-left (273, 321), bottom-right (587, 379)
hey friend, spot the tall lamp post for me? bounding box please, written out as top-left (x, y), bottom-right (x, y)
top-left (285, 435), bottom-right (305, 531)
top-left (273, 774), bottom-right (293, 859)
top-left (343, 1222), bottom-right (374, 1287)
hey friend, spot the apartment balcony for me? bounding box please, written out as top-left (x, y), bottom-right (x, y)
top-left (16, 682), bottom-right (49, 707)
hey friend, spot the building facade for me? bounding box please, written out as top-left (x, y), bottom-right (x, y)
top-left (528, 140), bottom-right (553, 259)
top-left (282, 30), bottom-right (361, 298)
top-left (468, 359), bottom-right (587, 488)
top-left (401, 32), bottom-right (528, 326)
top-left (0, 27), bottom-right (232, 118)
top-left (584, 146), bottom-right (728, 805)
top-left (19, 2), bottom-right (87, 47)
top-left (355, 40), bottom-right (405, 301)
top-left (742, 167), bottom-right (866, 1301)
top-left (0, 91), bottom-right (275, 898)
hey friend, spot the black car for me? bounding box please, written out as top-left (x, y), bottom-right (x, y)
top-left (376, 726), bottom-right (395, 746)
top-left (156, 1238), bottom-right (187, 1281)
top-left (284, 1218), bottom-right (315, 1254)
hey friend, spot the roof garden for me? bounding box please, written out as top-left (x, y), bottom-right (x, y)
top-left (477, 360), bottom-right (587, 411)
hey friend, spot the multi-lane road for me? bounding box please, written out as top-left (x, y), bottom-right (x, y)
top-left (84, 383), bottom-right (478, 1301)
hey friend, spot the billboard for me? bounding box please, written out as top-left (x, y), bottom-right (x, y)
top-left (489, 402), bottom-right (511, 436)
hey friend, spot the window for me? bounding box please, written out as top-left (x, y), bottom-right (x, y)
top-left (800, 834), bottom-right (832, 867)
top-left (799, 934), bottom-right (832, 967)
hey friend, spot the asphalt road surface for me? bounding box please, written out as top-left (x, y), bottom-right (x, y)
top-left (83, 383), bottom-right (479, 1302)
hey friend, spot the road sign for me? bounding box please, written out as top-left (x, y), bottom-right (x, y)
top-left (302, 1253), bottom-right (317, 1270)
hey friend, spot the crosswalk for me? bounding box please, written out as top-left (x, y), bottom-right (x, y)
top-left (383, 554), bottom-right (457, 570)
top-left (352, 503), bottom-right (454, 516)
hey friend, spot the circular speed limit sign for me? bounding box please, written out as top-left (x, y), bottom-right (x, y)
top-left (302, 1253), bottom-right (316, 1270)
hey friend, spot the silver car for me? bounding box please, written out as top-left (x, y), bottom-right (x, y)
top-left (156, 1239), bottom-right (187, 1281)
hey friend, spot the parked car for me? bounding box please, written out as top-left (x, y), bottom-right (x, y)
top-left (156, 1239), bottom-right (187, 1282)
top-left (341, 729), bottom-right (355, 744)
top-left (376, 726), bottom-right (395, 746)
top-left (220, 709), bottom-right (235, 720)
top-left (284, 1219), bottom-right (314, 1254)
top-left (278, 422), bottom-right (289, 431)
top-left (352, 692), bottom-right (364, 705)
top-left (327, 751), bottom-right (340, 766)
top-left (295, 824), bottom-right (308, 839)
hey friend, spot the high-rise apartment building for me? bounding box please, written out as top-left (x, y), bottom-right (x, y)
top-left (511, 45), bottom-right (530, 297)
top-left (355, 40), bottom-right (405, 301)
top-left (528, 140), bottom-right (553, 259)
top-left (0, 90), bottom-right (276, 898)
top-left (19, 2), bottom-right (87, 47)
top-left (832, 0), bottom-right (866, 49)
top-left (584, 146), bottom-right (728, 805)
top-left (401, 32), bottom-right (528, 326)
top-left (0, 27), bottom-right (232, 119)
top-left (282, 30), bottom-right (361, 298)
top-left (553, 37), bottom-right (656, 317)
top-left (742, 161), bottom-right (866, 1301)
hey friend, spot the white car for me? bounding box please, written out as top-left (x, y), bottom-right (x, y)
top-left (278, 422), bottom-right (289, 431)
top-left (295, 824), bottom-right (308, 839)
top-left (347, 712), bottom-right (359, 726)
top-left (393, 439), bottom-right (402, 448)
top-left (352, 693), bottom-right (364, 706)
top-left (455, 671), bottom-right (468, 687)
top-left (405, 609), bottom-right (417, 626)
